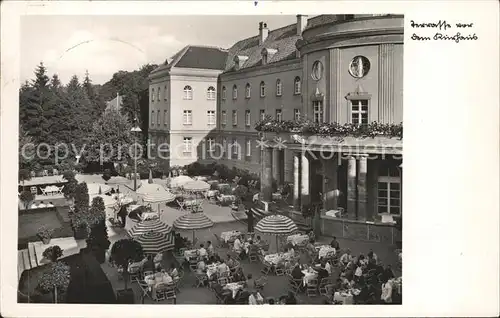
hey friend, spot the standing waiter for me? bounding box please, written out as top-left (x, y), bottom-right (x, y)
top-left (245, 208), bottom-right (255, 233)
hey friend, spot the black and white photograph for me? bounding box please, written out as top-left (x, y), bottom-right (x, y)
top-left (15, 13), bottom-right (403, 305)
top-left (1, 1), bottom-right (498, 317)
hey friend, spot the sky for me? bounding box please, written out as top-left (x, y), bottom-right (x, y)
top-left (21, 15), bottom-right (297, 85)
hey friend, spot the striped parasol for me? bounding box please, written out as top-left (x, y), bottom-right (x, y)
top-left (255, 214), bottom-right (299, 252)
top-left (134, 231), bottom-right (174, 254)
top-left (173, 212), bottom-right (214, 241)
top-left (127, 219), bottom-right (173, 237)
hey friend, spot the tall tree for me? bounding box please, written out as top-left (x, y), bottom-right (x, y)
top-left (83, 70), bottom-right (106, 121)
top-left (65, 75), bottom-right (93, 149)
top-left (84, 108), bottom-right (135, 164)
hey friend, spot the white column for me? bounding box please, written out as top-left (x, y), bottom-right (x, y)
top-left (293, 152), bottom-right (300, 209)
top-left (301, 152), bottom-right (310, 207)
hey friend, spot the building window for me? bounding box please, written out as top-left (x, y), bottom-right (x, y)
top-left (183, 85), bottom-right (193, 100)
top-left (183, 110), bottom-right (192, 125)
top-left (232, 110), bottom-right (238, 126)
top-left (164, 110), bottom-right (168, 126)
top-left (313, 101), bottom-right (324, 123)
top-left (311, 61), bottom-right (324, 81)
top-left (151, 88), bottom-right (155, 102)
top-left (222, 137), bottom-right (227, 155)
top-left (260, 81), bottom-right (266, 97)
top-left (294, 77), bottom-right (301, 94)
top-left (164, 85), bottom-right (167, 100)
top-left (351, 100), bottom-right (368, 125)
top-left (262, 52), bottom-right (268, 65)
top-left (207, 138), bottom-right (215, 153)
top-left (183, 137), bottom-right (192, 153)
top-left (275, 109), bottom-right (283, 121)
top-left (207, 86), bottom-right (216, 100)
top-left (222, 86), bottom-right (227, 100)
top-left (151, 110), bottom-right (155, 125)
top-left (232, 138), bottom-right (238, 155)
top-left (232, 85), bottom-right (238, 100)
top-left (245, 110), bottom-right (251, 126)
top-left (377, 166), bottom-right (401, 215)
top-left (157, 110), bottom-right (160, 125)
top-left (293, 109), bottom-right (301, 121)
top-left (157, 87), bottom-right (161, 101)
top-left (349, 56), bottom-right (371, 78)
top-left (276, 79), bottom-right (282, 96)
top-left (221, 110), bottom-right (227, 125)
top-left (245, 83), bottom-right (251, 99)
top-left (246, 139), bottom-right (251, 157)
top-left (207, 110), bottom-right (216, 126)
top-left (259, 109), bottom-right (265, 120)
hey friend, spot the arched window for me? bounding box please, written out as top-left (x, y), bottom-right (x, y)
top-left (222, 86), bottom-right (227, 100)
top-left (260, 81), bottom-right (266, 97)
top-left (245, 83), bottom-right (251, 98)
top-left (294, 77), bottom-right (301, 94)
top-left (157, 87), bottom-right (160, 101)
top-left (276, 79), bottom-right (282, 96)
top-left (183, 85), bottom-right (193, 100)
top-left (207, 86), bottom-right (216, 100)
top-left (164, 85), bottom-right (167, 100)
top-left (151, 88), bottom-right (155, 102)
top-left (232, 85), bottom-right (238, 100)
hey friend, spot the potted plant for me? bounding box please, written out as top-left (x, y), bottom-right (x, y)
top-left (37, 226), bottom-right (54, 244)
top-left (110, 238), bottom-right (144, 302)
top-left (86, 196), bottom-right (110, 263)
top-left (42, 245), bottom-right (64, 262)
top-left (37, 261), bottom-right (71, 303)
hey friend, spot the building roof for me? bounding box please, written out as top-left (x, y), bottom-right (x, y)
top-left (150, 45), bottom-right (228, 76)
top-left (223, 23), bottom-right (300, 73)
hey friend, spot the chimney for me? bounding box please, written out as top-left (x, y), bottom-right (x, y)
top-left (296, 15), bottom-right (308, 35)
top-left (259, 22), bottom-right (269, 45)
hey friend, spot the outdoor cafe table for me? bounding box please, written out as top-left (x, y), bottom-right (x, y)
top-left (333, 289), bottom-right (359, 304)
top-left (287, 234), bottom-right (309, 246)
top-left (223, 282), bottom-right (245, 298)
top-left (206, 190), bottom-right (219, 198)
top-left (218, 194), bottom-right (236, 202)
top-left (206, 262), bottom-right (229, 278)
top-left (221, 230), bottom-right (241, 243)
top-left (264, 252), bottom-right (293, 265)
top-left (184, 249), bottom-right (199, 261)
top-left (316, 245), bottom-right (336, 258)
top-left (272, 193), bottom-right (282, 201)
top-left (145, 273), bottom-right (173, 300)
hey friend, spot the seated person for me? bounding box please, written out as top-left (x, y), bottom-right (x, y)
top-left (320, 260), bottom-right (332, 274)
top-left (233, 268), bottom-right (246, 282)
top-left (199, 244), bottom-right (208, 259)
top-left (291, 263), bottom-right (305, 280)
top-left (248, 291), bottom-right (264, 305)
top-left (217, 260), bottom-right (230, 274)
top-left (380, 278), bottom-right (393, 303)
top-left (316, 264), bottom-right (329, 281)
top-left (247, 241), bottom-right (260, 255)
top-left (284, 291), bottom-right (298, 304)
top-left (330, 236), bottom-right (340, 250)
top-left (254, 235), bottom-right (262, 245)
top-left (267, 298), bottom-right (275, 305)
top-left (226, 254), bottom-right (236, 268)
top-left (383, 265), bottom-right (395, 281)
top-left (207, 241), bottom-right (215, 255)
top-left (287, 246), bottom-right (295, 256)
top-left (340, 249), bottom-right (353, 266)
top-left (207, 255), bottom-right (217, 265)
top-left (196, 260), bottom-right (206, 275)
top-left (233, 236), bottom-right (246, 258)
top-left (169, 263), bottom-right (179, 278)
top-left (367, 250), bottom-right (378, 263)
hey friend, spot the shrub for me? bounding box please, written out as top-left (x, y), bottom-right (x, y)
top-left (109, 239), bottom-right (144, 289)
top-left (42, 245), bottom-right (63, 262)
top-left (19, 190), bottom-right (34, 209)
top-left (37, 226), bottom-right (54, 241)
top-left (37, 261), bottom-right (71, 296)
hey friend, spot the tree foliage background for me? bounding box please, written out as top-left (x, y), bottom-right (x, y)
top-left (19, 62), bottom-right (156, 171)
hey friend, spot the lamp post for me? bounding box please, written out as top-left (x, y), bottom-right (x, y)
top-left (131, 121), bottom-right (142, 191)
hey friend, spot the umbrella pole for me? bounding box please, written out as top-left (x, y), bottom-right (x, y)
top-left (276, 236), bottom-right (279, 253)
top-left (192, 230), bottom-right (195, 244)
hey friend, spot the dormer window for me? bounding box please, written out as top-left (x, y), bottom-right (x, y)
top-left (234, 55), bottom-right (249, 71)
top-left (261, 48), bottom-right (277, 66)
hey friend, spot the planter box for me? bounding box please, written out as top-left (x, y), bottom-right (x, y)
top-left (73, 226), bottom-right (89, 240)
